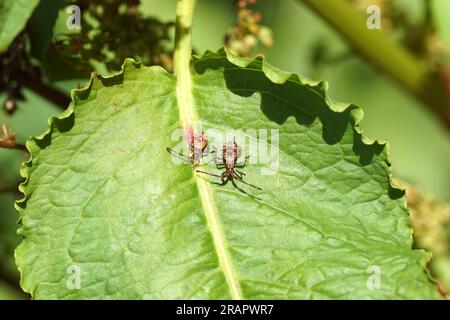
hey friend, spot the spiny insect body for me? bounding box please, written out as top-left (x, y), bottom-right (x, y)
top-left (197, 140), bottom-right (262, 190)
top-left (166, 128), bottom-right (211, 168)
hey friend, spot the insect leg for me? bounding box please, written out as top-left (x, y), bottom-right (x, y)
top-left (208, 145), bottom-right (217, 155)
top-left (230, 178), bottom-right (253, 197)
top-left (216, 163), bottom-right (226, 169)
top-left (235, 174), bottom-right (262, 190)
top-left (235, 155), bottom-right (250, 168)
top-left (195, 170), bottom-right (222, 178)
top-left (204, 151), bottom-right (220, 165)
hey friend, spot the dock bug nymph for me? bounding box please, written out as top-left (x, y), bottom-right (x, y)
top-left (167, 128), bottom-right (212, 168)
top-left (196, 140), bottom-right (262, 190)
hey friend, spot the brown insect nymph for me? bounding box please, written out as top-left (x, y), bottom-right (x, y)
top-left (167, 131), bottom-right (211, 168)
top-left (196, 141), bottom-right (262, 190)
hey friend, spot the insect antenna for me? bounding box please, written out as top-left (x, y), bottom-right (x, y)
top-left (166, 147), bottom-right (191, 163)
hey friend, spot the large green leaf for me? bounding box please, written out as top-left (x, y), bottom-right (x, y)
top-left (15, 49), bottom-right (439, 299)
top-left (0, 0), bottom-right (40, 53)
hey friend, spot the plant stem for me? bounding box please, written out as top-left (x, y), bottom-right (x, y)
top-left (0, 140), bottom-right (27, 152)
top-left (26, 80), bottom-right (70, 110)
top-left (0, 185), bottom-right (16, 193)
top-left (174, 0), bottom-right (197, 129)
top-left (299, 0), bottom-right (450, 128)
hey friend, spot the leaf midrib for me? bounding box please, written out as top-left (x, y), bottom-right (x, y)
top-left (177, 83), bottom-right (244, 299)
top-left (195, 179), bottom-right (243, 299)
top-left (174, 5), bottom-right (243, 297)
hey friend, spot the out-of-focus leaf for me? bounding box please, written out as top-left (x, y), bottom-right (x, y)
top-left (0, 194), bottom-right (21, 273)
top-left (0, 281), bottom-right (24, 300)
top-left (433, 0), bottom-right (450, 44)
top-left (29, 0), bottom-right (67, 60)
top-left (16, 49), bottom-right (439, 299)
top-left (0, 0), bottom-right (40, 53)
top-left (41, 45), bottom-right (89, 81)
top-left (403, 180), bottom-right (450, 293)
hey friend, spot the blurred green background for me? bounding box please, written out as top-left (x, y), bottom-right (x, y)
top-left (0, 0), bottom-right (449, 299)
